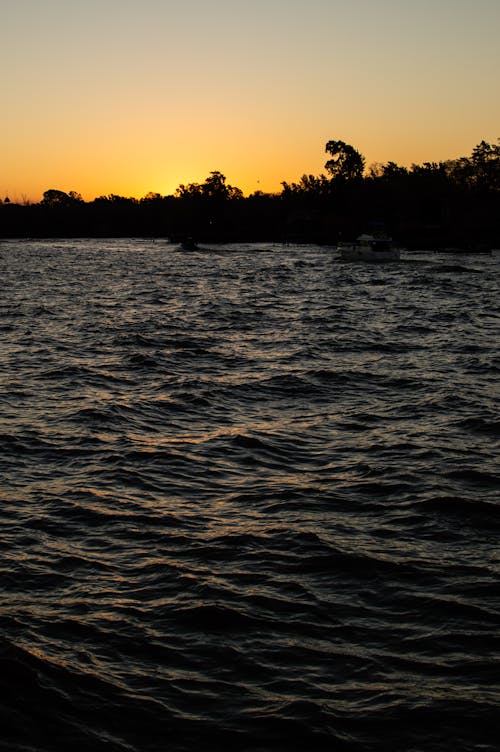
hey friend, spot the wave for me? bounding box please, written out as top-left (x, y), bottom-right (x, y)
top-left (2, 240), bottom-right (499, 752)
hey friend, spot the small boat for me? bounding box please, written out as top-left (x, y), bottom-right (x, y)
top-left (338, 233), bottom-right (400, 262)
top-left (180, 237), bottom-right (199, 251)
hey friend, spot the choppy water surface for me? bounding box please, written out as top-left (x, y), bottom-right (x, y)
top-left (1, 239), bottom-right (499, 751)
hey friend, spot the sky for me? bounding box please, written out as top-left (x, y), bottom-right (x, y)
top-left (2, 0), bottom-right (499, 201)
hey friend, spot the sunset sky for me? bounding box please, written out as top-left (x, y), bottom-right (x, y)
top-left (2, 0), bottom-right (499, 201)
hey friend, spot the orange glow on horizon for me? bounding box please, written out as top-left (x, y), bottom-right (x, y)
top-left (7, 129), bottom-right (500, 205)
top-left (2, 1), bottom-right (498, 204)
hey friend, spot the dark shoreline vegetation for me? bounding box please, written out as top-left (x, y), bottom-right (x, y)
top-left (2, 139), bottom-right (499, 249)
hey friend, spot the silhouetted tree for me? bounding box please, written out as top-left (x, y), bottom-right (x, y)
top-left (175, 181), bottom-right (202, 199)
top-left (140, 192), bottom-right (164, 203)
top-left (176, 171), bottom-right (242, 200)
top-left (202, 171), bottom-right (230, 198)
top-left (93, 194), bottom-right (138, 206)
top-left (1, 137), bottom-right (496, 246)
top-left (41, 189), bottom-right (74, 207)
top-left (470, 139), bottom-right (500, 192)
top-left (281, 173), bottom-right (331, 196)
top-left (447, 156), bottom-right (474, 189)
top-left (324, 140), bottom-right (365, 182)
top-left (377, 161), bottom-right (408, 181)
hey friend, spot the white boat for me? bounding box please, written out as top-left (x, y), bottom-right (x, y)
top-left (338, 233), bottom-right (400, 261)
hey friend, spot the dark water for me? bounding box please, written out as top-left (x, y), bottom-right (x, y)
top-left (1, 239), bottom-right (499, 752)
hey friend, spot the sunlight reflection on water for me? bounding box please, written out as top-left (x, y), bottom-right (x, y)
top-left (0, 239), bottom-right (499, 752)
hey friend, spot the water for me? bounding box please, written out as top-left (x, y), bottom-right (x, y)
top-left (1, 239), bottom-right (499, 751)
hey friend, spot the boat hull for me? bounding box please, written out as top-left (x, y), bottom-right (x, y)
top-left (338, 233), bottom-right (400, 261)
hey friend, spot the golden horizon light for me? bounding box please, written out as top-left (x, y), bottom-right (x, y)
top-left (1, 0), bottom-right (499, 202)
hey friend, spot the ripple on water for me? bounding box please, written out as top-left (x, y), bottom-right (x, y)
top-left (0, 240), bottom-right (499, 751)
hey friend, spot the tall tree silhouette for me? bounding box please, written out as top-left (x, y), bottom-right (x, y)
top-left (324, 140), bottom-right (365, 182)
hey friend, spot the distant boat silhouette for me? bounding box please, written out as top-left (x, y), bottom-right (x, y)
top-left (338, 233), bottom-right (400, 262)
top-left (180, 238), bottom-right (199, 251)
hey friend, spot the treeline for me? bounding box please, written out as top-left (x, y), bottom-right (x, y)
top-left (1, 139), bottom-right (499, 248)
